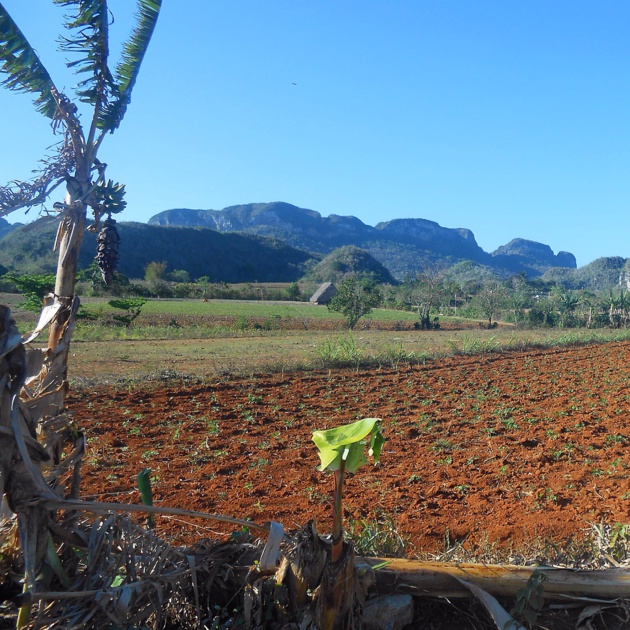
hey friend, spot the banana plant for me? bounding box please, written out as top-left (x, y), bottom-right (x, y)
top-left (312, 417), bottom-right (384, 562)
top-left (0, 0), bottom-right (161, 349)
top-left (0, 0), bottom-right (162, 612)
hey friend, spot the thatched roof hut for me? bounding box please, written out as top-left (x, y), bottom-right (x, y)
top-left (310, 282), bottom-right (337, 305)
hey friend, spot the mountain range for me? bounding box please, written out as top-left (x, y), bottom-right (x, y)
top-left (149, 201), bottom-right (576, 279)
top-left (7, 202), bottom-right (627, 289)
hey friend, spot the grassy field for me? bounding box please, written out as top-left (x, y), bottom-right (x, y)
top-left (80, 296), bottom-right (422, 321)
top-left (8, 294), bottom-right (630, 384)
top-left (67, 324), bottom-right (630, 386)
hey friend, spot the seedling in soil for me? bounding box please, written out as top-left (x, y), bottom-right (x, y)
top-left (605, 434), bottom-right (628, 447)
top-left (137, 468), bottom-right (155, 529)
top-left (312, 417), bottom-right (384, 562)
top-left (206, 418), bottom-right (220, 435)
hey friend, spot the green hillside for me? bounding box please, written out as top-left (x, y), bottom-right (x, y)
top-left (541, 257), bottom-right (628, 291)
top-left (0, 221), bottom-right (318, 282)
top-left (303, 245), bottom-right (397, 284)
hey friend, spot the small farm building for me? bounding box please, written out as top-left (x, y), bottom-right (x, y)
top-left (310, 282), bottom-right (337, 305)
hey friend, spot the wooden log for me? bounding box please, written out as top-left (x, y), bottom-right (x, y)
top-left (357, 558), bottom-right (630, 601)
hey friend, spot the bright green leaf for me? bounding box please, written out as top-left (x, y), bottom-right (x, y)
top-left (313, 418), bottom-right (383, 474)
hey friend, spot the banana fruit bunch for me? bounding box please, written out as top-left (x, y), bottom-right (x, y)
top-left (95, 218), bottom-right (120, 285)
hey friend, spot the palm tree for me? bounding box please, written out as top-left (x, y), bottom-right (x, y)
top-left (0, 1), bottom-right (162, 616)
top-left (556, 290), bottom-right (580, 328)
top-left (600, 289), bottom-right (630, 328)
top-left (578, 291), bottom-right (597, 328)
top-left (616, 289), bottom-right (630, 328)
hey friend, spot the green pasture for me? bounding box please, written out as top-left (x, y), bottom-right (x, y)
top-left (80, 297), bottom-right (421, 322)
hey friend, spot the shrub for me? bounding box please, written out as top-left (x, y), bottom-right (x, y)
top-left (5, 273), bottom-right (56, 312)
top-left (327, 276), bottom-right (382, 329)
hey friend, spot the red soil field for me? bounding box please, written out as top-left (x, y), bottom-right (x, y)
top-left (70, 341), bottom-right (630, 557)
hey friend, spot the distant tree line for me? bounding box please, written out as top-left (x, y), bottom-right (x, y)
top-left (384, 268), bottom-right (630, 330)
top-left (0, 261), bottom-right (309, 304)
top-left (3, 262), bottom-right (630, 330)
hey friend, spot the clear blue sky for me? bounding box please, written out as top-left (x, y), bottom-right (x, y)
top-left (2, 1), bottom-right (630, 268)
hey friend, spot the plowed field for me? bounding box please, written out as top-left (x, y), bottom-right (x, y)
top-left (69, 341), bottom-right (630, 556)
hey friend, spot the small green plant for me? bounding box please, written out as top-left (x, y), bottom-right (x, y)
top-left (502, 417), bottom-right (519, 431)
top-left (241, 410), bottom-right (255, 424)
top-left (317, 334), bottom-right (361, 367)
top-left (348, 512), bottom-right (408, 558)
top-left (206, 418), bottom-right (220, 435)
top-left (312, 417), bottom-right (384, 562)
top-left (250, 457), bottom-right (270, 470)
top-left (509, 569), bottom-right (547, 628)
top-left (109, 298), bottom-right (147, 327)
top-left (430, 438), bottom-right (453, 453)
top-left (122, 419), bottom-right (142, 436)
top-left (538, 487), bottom-right (557, 504)
top-left (605, 434), bottom-right (628, 447)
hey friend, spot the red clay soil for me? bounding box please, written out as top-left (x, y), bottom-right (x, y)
top-left (69, 341), bottom-right (630, 556)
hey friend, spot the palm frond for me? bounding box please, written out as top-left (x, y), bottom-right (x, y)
top-left (0, 3), bottom-right (58, 118)
top-left (54, 0), bottom-right (114, 106)
top-left (99, 0), bottom-right (161, 132)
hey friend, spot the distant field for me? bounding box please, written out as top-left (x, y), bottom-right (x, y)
top-left (6, 294), bottom-right (471, 340)
top-left (80, 297), bottom-right (422, 322)
top-left (9, 294), bottom-right (630, 386)
top-left (65, 325), bottom-right (630, 386)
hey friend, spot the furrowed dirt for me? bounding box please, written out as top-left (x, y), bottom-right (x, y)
top-left (69, 341), bottom-right (630, 556)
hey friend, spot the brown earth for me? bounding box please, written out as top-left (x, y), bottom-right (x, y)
top-left (69, 340), bottom-right (630, 558)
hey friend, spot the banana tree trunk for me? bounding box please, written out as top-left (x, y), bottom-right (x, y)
top-left (0, 307), bottom-right (52, 627)
top-left (1, 185), bottom-right (88, 621)
top-left (276, 521), bottom-right (369, 629)
top-left (48, 189), bottom-right (86, 353)
top-left (356, 557), bottom-right (630, 600)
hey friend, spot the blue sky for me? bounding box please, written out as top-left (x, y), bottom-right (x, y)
top-left (2, 1), bottom-right (630, 268)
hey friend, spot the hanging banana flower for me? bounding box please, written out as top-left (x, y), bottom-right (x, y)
top-left (89, 180), bottom-right (126, 285)
top-left (95, 217), bottom-right (120, 285)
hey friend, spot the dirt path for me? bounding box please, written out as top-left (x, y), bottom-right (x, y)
top-left (69, 341), bottom-right (630, 556)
